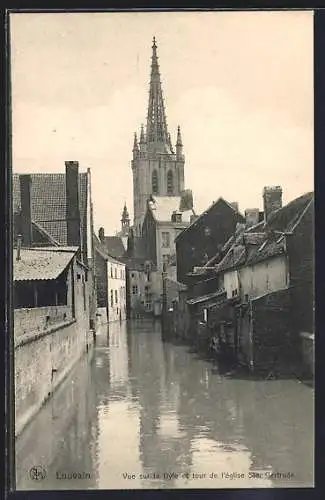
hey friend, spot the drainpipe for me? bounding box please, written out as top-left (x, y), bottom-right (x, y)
top-left (161, 263), bottom-right (168, 338)
top-left (249, 300), bottom-right (254, 373)
top-left (16, 234), bottom-right (22, 261)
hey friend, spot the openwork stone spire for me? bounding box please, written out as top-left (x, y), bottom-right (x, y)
top-left (146, 37), bottom-right (170, 152)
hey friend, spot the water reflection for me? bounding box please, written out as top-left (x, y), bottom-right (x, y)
top-left (16, 319), bottom-right (314, 490)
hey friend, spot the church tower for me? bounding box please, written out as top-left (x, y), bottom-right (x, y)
top-left (131, 37), bottom-right (185, 236)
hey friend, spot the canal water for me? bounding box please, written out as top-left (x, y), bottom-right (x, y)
top-left (15, 320), bottom-right (314, 490)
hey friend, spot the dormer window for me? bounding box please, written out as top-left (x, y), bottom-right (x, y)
top-left (171, 211), bottom-right (182, 223)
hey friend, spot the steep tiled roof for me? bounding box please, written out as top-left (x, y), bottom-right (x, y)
top-left (93, 234), bottom-right (124, 265)
top-left (149, 196), bottom-right (193, 224)
top-left (32, 221), bottom-right (62, 246)
top-left (14, 247), bottom-right (77, 281)
top-left (175, 197), bottom-right (245, 241)
top-left (266, 191), bottom-right (314, 232)
top-left (12, 173), bottom-right (88, 246)
top-left (214, 192), bottom-right (313, 275)
top-left (215, 243), bottom-right (246, 274)
top-left (103, 236), bottom-right (126, 259)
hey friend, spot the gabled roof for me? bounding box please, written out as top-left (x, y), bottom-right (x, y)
top-left (12, 173), bottom-right (88, 246)
top-left (32, 221), bottom-right (62, 247)
top-left (102, 236), bottom-right (126, 259)
top-left (148, 196), bottom-right (193, 224)
top-left (14, 247), bottom-right (77, 282)
top-left (214, 191), bottom-right (313, 275)
top-left (93, 234), bottom-right (125, 265)
top-left (266, 191), bottom-right (314, 232)
top-left (175, 197), bottom-right (244, 241)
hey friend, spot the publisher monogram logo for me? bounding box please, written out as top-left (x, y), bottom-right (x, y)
top-left (29, 466), bottom-right (47, 481)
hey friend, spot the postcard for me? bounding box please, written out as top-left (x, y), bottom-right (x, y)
top-left (7, 9), bottom-right (314, 492)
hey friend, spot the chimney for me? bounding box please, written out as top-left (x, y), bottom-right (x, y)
top-left (16, 234), bottom-right (22, 261)
top-left (229, 202), bottom-right (239, 212)
top-left (98, 227), bottom-right (105, 243)
top-left (65, 161), bottom-right (81, 248)
top-left (263, 186), bottom-right (282, 222)
top-left (19, 175), bottom-right (33, 247)
top-left (245, 208), bottom-right (260, 227)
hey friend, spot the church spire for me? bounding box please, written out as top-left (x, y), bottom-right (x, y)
top-left (176, 125), bottom-right (183, 159)
top-left (146, 37), bottom-right (170, 152)
top-left (176, 125), bottom-right (183, 146)
top-left (121, 202), bottom-right (130, 235)
top-left (139, 124), bottom-right (145, 144)
top-left (133, 132), bottom-right (139, 155)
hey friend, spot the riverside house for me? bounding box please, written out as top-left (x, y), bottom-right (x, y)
top-left (14, 245), bottom-right (92, 436)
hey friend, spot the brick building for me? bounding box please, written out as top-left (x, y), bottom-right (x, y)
top-left (12, 161), bottom-right (96, 330)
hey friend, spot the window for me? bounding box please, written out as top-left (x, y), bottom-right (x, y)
top-left (115, 267), bottom-right (117, 279)
top-left (111, 290), bottom-right (114, 307)
top-left (162, 232), bottom-right (170, 248)
top-left (132, 285), bottom-right (138, 295)
top-left (111, 266), bottom-right (113, 278)
top-left (131, 272), bottom-right (135, 279)
top-left (167, 170), bottom-right (174, 195)
top-left (152, 170), bottom-right (159, 194)
top-left (171, 212), bottom-right (182, 223)
top-left (162, 254), bottom-right (170, 265)
top-left (203, 308), bottom-right (208, 323)
top-left (115, 290), bottom-right (118, 304)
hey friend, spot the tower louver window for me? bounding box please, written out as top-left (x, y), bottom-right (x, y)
top-left (167, 170), bottom-right (174, 195)
top-left (152, 170), bottom-right (159, 194)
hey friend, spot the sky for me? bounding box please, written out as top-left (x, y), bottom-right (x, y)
top-left (10, 10), bottom-right (314, 235)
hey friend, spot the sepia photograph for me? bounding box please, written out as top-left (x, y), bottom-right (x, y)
top-left (9, 9), bottom-right (314, 491)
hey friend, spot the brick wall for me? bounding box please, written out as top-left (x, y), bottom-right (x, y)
top-left (14, 257), bottom-right (92, 437)
top-left (15, 318), bottom-right (88, 437)
top-left (287, 202), bottom-right (314, 334)
top-left (251, 288), bottom-right (292, 373)
top-left (14, 306), bottom-right (72, 338)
